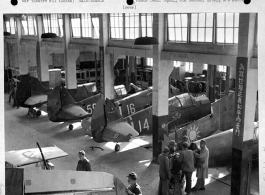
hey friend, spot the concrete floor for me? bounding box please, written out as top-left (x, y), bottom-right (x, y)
top-left (4, 94), bottom-right (259, 195)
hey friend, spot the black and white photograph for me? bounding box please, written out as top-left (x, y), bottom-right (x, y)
top-left (1, 1), bottom-right (264, 195)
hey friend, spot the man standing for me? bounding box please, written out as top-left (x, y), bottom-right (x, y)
top-left (158, 147), bottom-right (171, 195)
top-left (126, 172), bottom-right (142, 195)
top-left (177, 142), bottom-right (195, 195)
top-left (192, 139), bottom-right (209, 191)
top-left (76, 150), bottom-right (92, 171)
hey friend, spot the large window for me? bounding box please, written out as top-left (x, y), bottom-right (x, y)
top-left (185, 62), bottom-right (193, 72)
top-left (141, 13), bottom-right (153, 37)
top-left (110, 14), bottom-right (124, 39)
top-left (146, 58), bottom-right (153, 66)
top-left (125, 14), bottom-right (139, 39)
top-left (203, 64), bottom-right (208, 70)
top-left (216, 13), bottom-right (239, 44)
top-left (43, 14), bottom-right (63, 37)
top-left (167, 14), bottom-right (188, 42)
top-left (110, 13), bottom-right (153, 40)
top-left (70, 14), bottom-right (99, 39)
top-left (218, 65), bottom-right (227, 72)
top-left (190, 13), bottom-right (213, 42)
top-left (167, 13), bottom-right (239, 44)
top-left (21, 15), bottom-right (37, 36)
top-left (5, 17), bottom-right (16, 34)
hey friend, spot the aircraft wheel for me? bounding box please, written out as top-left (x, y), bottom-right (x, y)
top-left (36, 109), bottom-right (41, 117)
top-left (115, 144), bottom-right (120, 152)
top-left (69, 124), bottom-right (73, 131)
top-left (31, 109), bottom-right (37, 118)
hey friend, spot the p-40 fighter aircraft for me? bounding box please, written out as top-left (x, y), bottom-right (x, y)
top-left (47, 82), bottom-right (152, 130)
top-left (47, 83), bottom-right (152, 130)
top-left (91, 93), bottom-right (211, 151)
top-left (16, 75), bottom-right (51, 118)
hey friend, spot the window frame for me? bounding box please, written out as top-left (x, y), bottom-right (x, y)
top-left (166, 13), bottom-right (239, 45)
top-left (167, 13), bottom-right (189, 43)
top-left (190, 13), bottom-right (214, 43)
top-left (42, 14), bottom-right (63, 37)
top-left (21, 15), bottom-right (37, 36)
top-left (109, 13), bottom-right (153, 40)
top-left (4, 16), bottom-right (17, 35)
top-left (70, 13), bottom-right (99, 39)
top-left (216, 13), bottom-right (239, 44)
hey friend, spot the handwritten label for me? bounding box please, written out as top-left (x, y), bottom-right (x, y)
top-left (232, 57), bottom-right (247, 150)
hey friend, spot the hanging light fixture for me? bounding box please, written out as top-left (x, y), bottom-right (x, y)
top-left (41, 32), bottom-right (58, 38)
top-left (134, 14), bottom-right (158, 45)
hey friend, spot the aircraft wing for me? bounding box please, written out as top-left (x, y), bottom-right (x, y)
top-left (24, 94), bottom-right (48, 106)
top-left (57, 105), bottom-right (89, 120)
top-left (5, 146), bottom-right (68, 167)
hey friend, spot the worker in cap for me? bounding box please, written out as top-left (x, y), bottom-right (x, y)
top-left (168, 140), bottom-right (177, 156)
top-left (126, 172), bottom-right (142, 195)
top-left (192, 139), bottom-right (209, 191)
top-left (158, 147), bottom-right (171, 195)
top-left (76, 150), bottom-right (92, 171)
top-left (177, 142), bottom-right (195, 195)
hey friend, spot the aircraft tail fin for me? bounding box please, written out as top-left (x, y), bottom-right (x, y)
top-left (16, 75), bottom-right (31, 107)
top-left (29, 76), bottom-right (50, 95)
top-left (60, 87), bottom-right (77, 108)
top-left (91, 98), bottom-right (124, 142)
top-left (47, 86), bottom-right (62, 121)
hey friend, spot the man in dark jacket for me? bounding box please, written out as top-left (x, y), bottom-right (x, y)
top-left (76, 150), bottom-right (92, 171)
top-left (126, 172), bottom-right (142, 195)
top-left (177, 142), bottom-right (195, 195)
top-left (158, 147), bottom-right (171, 195)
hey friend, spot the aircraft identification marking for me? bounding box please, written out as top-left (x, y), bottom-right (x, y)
top-left (126, 103), bottom-right (135, 115)
top-left (143, 118), bottom-right (149, 130)
top-left (113, 133), bottom-right (119, 139)
top-left (87, 103), bottom-right (96, 115)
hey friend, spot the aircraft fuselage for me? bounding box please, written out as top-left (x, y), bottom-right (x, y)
top-left (124, 94), bottom-right (211, 135)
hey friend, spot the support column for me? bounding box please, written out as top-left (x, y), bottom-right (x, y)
top-left (16, 16), bottom-right (28, 75)
top-left (225, 66), bottom-right (230, 95)
top-left (36, 15), bottom-right (49, 87)
top-left (63, 14), bottom-right (78, 90)
top-left (125, 56), bottom-right (129, 90)
top-left (129, 56), bottom-right (136, 84)
top-left (206, 64), bottom-right (216, 103)
top-left (99, 14), bottom-right (114, 100)
top-left (152, 13), bottom-right (174, 162)
top-left (231, 13), bottom-right (257, 195)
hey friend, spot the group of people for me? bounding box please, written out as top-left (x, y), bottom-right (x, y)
top-left (158, 136), bottom-right (209, 195)
top-left (76, 136), bottom-right (209, 195)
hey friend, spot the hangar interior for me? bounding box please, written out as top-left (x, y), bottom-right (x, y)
top-left (4, 13), bottom-right (259, 195)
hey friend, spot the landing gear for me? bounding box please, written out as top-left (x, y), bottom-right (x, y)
top-left (36, 110), bottom-right (41, 117)
top-left (28, 108), bottom-right (41, 118)
top-left (115, 144), bottom-right (120, 152)
top-left (69, 124), bottom-right (73, 130)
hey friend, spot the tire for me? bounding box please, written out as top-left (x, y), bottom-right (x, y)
top-left (69, 124), bottom-right (73, 130)
top-left (36, 110), bottom-right (41, 117)
top-left (115, 144), bottom-right (120, 152)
